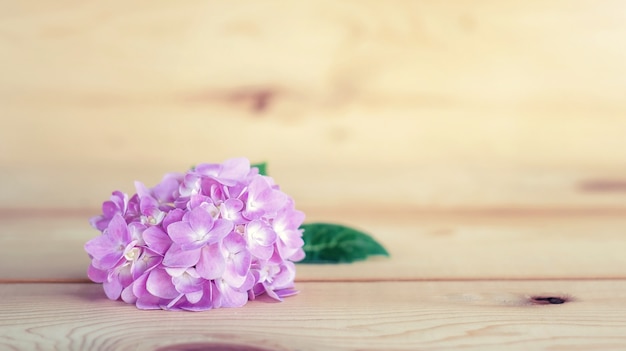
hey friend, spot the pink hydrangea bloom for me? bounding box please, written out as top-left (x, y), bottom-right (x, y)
top-left (85, 158), bottom-right (305, 311)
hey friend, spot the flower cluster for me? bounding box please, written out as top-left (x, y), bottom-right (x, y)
top-left (85, 158), bottom-right (305, 311)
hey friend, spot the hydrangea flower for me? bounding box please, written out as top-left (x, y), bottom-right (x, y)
top-left (86, 158), bottom-right (305, 311)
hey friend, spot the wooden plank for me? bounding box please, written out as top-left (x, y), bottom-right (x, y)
top-left (2, 211), bottom-right (625, 282)
top-left (2, 1), bottom-right (626, 106)
top-left (2, 153), bottom-right (626, 209)
top-left (2, 280), bottom-right (626, 350)
top-left (2, 1), bottom-right (626, 209)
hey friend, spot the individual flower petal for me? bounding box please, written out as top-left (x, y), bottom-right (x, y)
top-left (131, 248), bottom-right (162, 279)
top-left (142, 226), bottom-right (171, 255)
top-left (163, 244), bottom-right (201, 268)
top-left (128, 222), bottom-right (147, 246)
top-left (103, 263), bottom-right (132, 300)
top-left (89, 191), bottom-right (129, 231)
top-left (139, 196), bottom-right (166, 226)
top-left (246, 220), bottom-right (277, 246)
top-left (121, 284), bottom-right (137, 304)
top-left (207, 219), bottom-right (234, 244)
top-left (218, 157), bottom-right (251, 181)
top-left (244, 177), bottom-right (287, 219)
top-left (85, 214), bottom-right (130, 270)
top-left (87, 264), bottom-right (107, 283)
top-left (185, 290), bottom-right (204, 304)
top-left (146, 268), bottom-right (179, 299)
top-left (168, 267), bottom-right (203, 294)
top-left (216, 279), bottom-right (248, 308)
top-left (152, 173), bottom-right (183, 204)
top-left (162, 208), bottom-right (185, 229)
top-left (130, 273), bottom-right (163, 310)
top-left (188, 206), bottom-right (215, 235)
top-left (245, 220), bottom-right (277, 260)
top-left (221, 233), bottom-right (252, 287)
top-left (179, 172), bottom-right (202, 197)
top-left (103, 276), bottom-right (123, 300)
top-left (180, 281), bottom-right (220, 311)
top-left (167, 206), bottom-right (228, 250)
top-left (196, 243), bottom-right (225, 280)
top-left (219, 198), bottom-right (244, 223)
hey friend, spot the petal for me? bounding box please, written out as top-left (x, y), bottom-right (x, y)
top-left (216, 280), bottom-right (248, 308)
top-left (108, 214), bottom-right (131, 241)
top-left (224, 253), bottom-right (251, 288)
top-left (134, 181), bottom-right (151, 199)
top-left (244, 179), bottom-right (287, 219)
top-left (131, 273), bottom-right (150, 298)
top-left (142, 226), bottom-right (171, 255)
top-left (196, 243), bottom-right (225, 280)
top-left (275, 288), bottom-right (299, 299)
top-left (289, 248), bottom-right (305, 262)
top-left (186, 194), bottom-right (210, 210)
top-left (139, 196), bottom-right (160, 216)
top-left (165, 267), bottom-right (186, 277)
top-left (132, 249), bottom-right (162, 279)
top-left (194, 163), bottom-right (221, 177)
top-left (219, 157), bottom-right (250, 180)
top-left (101, 200), bottom-right (118, 218)
top-left (167, 221), bottom-right (197, 245)
top-left (84, 234), bottom-right (116, 260)
top-left (206, 219), bottom-right (234, 244)
top-left (135, 295), bottom-right (162, 310)
top-left (272, 261), bottom-right (296, 288)
top-left (121, 284), bottom-right (137, 304)
top-left (185, 290), bottom-right (204, 304)
top-left (87, 264), bottom-right (107, 283)
top-left (162, 208), bottom-right (185, 229)
top-left (280, 229), bottom-right (305, 249)
top-left (146, 268), bottom-right (179, 299)
top-left (163, 244), bottom-right (201, 268)
top-left (89, 215), bottom-right (109, 232)
top-left (249, 244), bottom-right (274, 261)
top-left (128, 222), bottom-right (147, 245)
top-left (172, 271), bottom-right (203, 294)
top-left (188, 206), bottom-right (214, 235)
top-left (262, 283), bottom-right (282, 301)
top-left (223, 232), bottom-right (246, 253)
top-left (220, 198), bottom-right (244, 222)
top-left (126, 194), bottom-right (141, 218)
top-left (277, 236), bottom-right (305, 260)
top-left (103, 279), bottom-right (123, 300)
top-left (153, 173), bottom-right (182, 203)
top-left (247, 220), bottom-right (277, 246)
top-left (181, 281), bottom-right (219, 311)
top-left (274, 207), bottom-right (305, 233)
top-left (116, 263), bottom-right (134, 288)
top-left (241, 271), bottom-right (256, 291)
top-left (111, 191), bottom-right (129, 212)
top-left (86, 248), bottom-right (124, 270)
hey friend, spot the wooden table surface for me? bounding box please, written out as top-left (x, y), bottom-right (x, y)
top-left (2, 1), bottom-right (626, 350)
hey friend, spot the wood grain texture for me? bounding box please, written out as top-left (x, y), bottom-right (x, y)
top-left (2, 211), bottom-right (625, 282)
top-left (2, 1), bottom-right (626, 208)
top-left (2, 1), bottom-right (626, 349)
top-left (2, 281), bottom-right (626, 351)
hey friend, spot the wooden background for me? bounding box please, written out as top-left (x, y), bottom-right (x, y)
top-left (1, 1), bottom-right (626, 350)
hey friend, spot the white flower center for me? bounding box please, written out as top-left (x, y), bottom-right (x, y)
top-left (124, 247), bottom-right (141, 261)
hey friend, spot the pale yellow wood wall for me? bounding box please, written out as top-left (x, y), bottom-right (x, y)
top-left (2, 1), bottom-right (626, 210)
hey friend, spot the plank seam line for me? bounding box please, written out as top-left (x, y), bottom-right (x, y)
top-left (2, 277), bottom-right (626, 284)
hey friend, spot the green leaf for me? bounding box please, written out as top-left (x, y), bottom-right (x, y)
top-left (251, 162), bottom-right (267, 176)
top-left (298, 222), bottom-right (389, 264)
